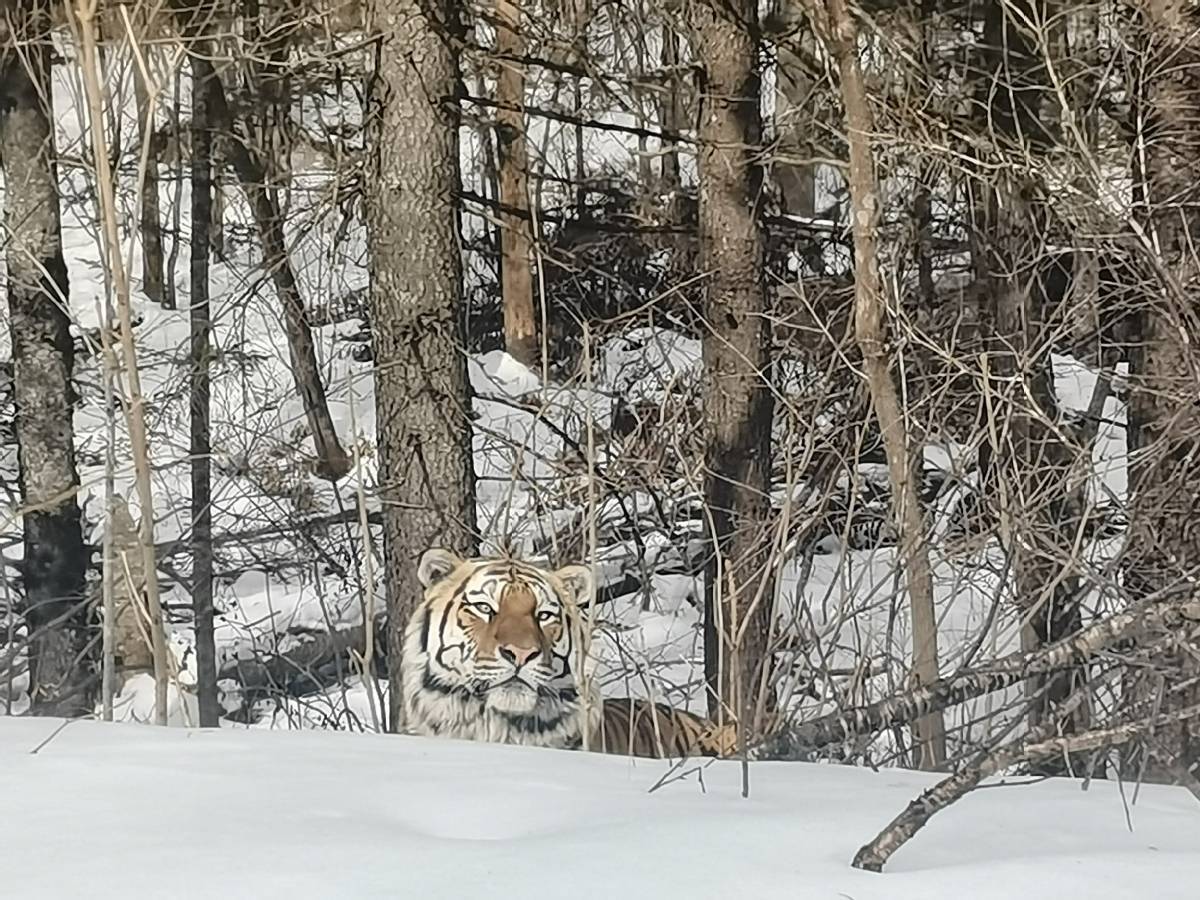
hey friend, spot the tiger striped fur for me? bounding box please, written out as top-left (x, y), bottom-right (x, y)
top-left (401, 548), bottom-right (733, 758)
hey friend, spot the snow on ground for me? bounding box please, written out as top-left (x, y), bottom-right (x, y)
top-left (1, 717), bottom-right (1197, 899)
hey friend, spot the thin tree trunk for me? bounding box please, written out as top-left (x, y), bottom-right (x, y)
top-left (659, 20), bottom-right (682, 193)
top-left (74, 0), bottom-right (170, 724)
top-left (201, 58), bottom-right (349, 480)
top-left (172, 2), bottom-right (350, 480)
top-left (133, 41), bottom-right (165, 305)
top-left (689, 0), bottom-right (776, 739)
top-left (495, 0), bottom-right (537, 367)
top-left (814, 0), bottom-right (947, 768)
top-left (773, 38), bottom-right (815, 217)
top-left (571, 0), bottom-right (588, 213)
top-left (0, 8), bottom-right (92, 716)
top-left (190, 49), bottom-right (218, 727)
top-left (366, 0), bottom-right (478, 731)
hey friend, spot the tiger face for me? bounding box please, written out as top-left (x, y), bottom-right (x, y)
top-left (402, 548), bottom-right (599, 747)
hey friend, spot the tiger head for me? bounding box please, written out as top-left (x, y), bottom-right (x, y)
top-left (401, 548), bottom-right (600, 748)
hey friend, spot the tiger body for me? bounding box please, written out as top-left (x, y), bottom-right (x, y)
top-left (402, 548), bottom-right (732, 759)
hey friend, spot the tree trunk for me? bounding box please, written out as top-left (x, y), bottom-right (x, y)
top-left (0, 10), bottom-right (92, 716)
top-left (971, 0), bottom-right (1086, 768)
top-left (133, 45), bottom-right (166, 307)
top-left (773, 38), bottom-right (816, 218)
top-left (495, 0), bottom-right (537, 368)
top-left (190, 48), bottom-right (219, 727)
top-left (689, 0), bottom-right (776, 738)
top-left (1127, 0), bottom-right (1200, 779)
top-left (366, 0), bottom-right (478, 731)
top-left (659, 19), bottom-right (683, 193)
top-left (172, 1), bottom-right (351, 481)
top-left (816, 0), bottom-right (947, 768)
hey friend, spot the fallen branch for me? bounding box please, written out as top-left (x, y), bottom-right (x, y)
top-left (777, 588), bottom-right (1200, 754)
top-left (852, 700), bottom-right (1200, 871)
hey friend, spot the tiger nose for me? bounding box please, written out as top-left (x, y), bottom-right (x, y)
top-left (498, 643), bottom-right (540, 667)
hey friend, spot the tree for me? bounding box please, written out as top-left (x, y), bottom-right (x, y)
top-left (968, 0), bottom-right (1087, 761)
top-left (689, 0), bottom-right (776, 740)
top-left (366, 0), bottom-right (478, 730)
top-left (812, 0), bottom-right (947, 769)
top-left (0, 5), bottom-right (91, 716)
top-left (494, 0), bottom-right (538, 368)
top-left (1126, 0), bottom-right (1200, 778)
top-left (188, 28), bottom-right (218, 727)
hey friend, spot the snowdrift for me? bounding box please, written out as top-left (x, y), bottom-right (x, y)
top-left (1, 718), bottom-right (1197, 898)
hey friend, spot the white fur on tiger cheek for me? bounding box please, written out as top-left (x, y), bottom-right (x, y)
top-left (400, 581), bottom-right (603, 749)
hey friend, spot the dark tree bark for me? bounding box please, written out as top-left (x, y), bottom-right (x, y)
top-left (689, 0), bottom-right (776, 737)
top-left (659, 18), bottom-right (683, 194)
top-left (1126, 0), bottom-right (1200, 780)
top-left (133, 46), bottom-right (166, 307)
top-left (173, 0), bottom-right (351, 481)
top-left (189, 52), bottom-right (219, 727)
top-left (970, 0), bottom-right (1086, 766)
top-left (366, 0), bottom-right (478, 731)
top-left (0, 9), bottom-right (92, 716)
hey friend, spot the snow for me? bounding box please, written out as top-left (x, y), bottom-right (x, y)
top-left (1, 716), bottom-right (1197, 898)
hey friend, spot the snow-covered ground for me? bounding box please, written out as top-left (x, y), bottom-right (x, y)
top-left (1, 716), bottom-right (1196, 899)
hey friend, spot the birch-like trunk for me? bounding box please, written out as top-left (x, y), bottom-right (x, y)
top-left (1, 8), bottom-right (91, 716)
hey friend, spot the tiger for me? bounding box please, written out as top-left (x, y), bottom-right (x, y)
top-left (401, 547), bottom-right (736, 759)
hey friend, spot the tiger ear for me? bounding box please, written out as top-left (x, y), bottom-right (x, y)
top-left (418, 548), bottom-right (463, 589)
top-left (554, 564), bottom-right (595, 609)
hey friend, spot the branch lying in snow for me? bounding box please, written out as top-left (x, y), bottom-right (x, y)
top-left (851, 700), bottom-right (1200, 872)
top-left (220, 623), bottom-right (379, 698)
top-left (777, 588), bottom-right (1200, 755)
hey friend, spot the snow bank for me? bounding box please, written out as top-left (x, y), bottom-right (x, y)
top-left (1, 718), bottom-right (1196, 899)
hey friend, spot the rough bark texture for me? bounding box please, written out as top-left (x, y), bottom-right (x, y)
top-left (689, 0), bottom-right (776, 734)
top-left (814, 0), bottom-right (946, 768)
top-left (1, 15), bottom-right (92, 716)
top-left (366, 0), bottom-right (478, 731)
top-left (190, 51), bottom-right (218, 726)
top-left (1127, 0), bottom-right (1200, 780)
top-left (495, 0), bottom-right (538, 367)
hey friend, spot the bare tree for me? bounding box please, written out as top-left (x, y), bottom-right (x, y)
top-left (131, 21), bottom-right (166, 306)
top-left (810, 0), bottom-right (947, 769)
top-left (366, 0), bottom-right (478, 730)
top-left (689, 0), bottom-right (776, 738)
top-left (188, 26), bottom-right (218, 726)
top-left (1125, 0), bottom-right (1200, 777)
top-left (0, 4), bottom-right (92, 716)
top-left (494, 0), bottom-right (538, 367)
top-left (174, 1), bottom-right (352, 482)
